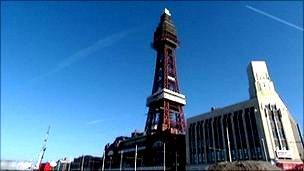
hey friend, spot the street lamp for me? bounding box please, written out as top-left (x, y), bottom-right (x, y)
top-left (109, 156), bottom-right (112, 169)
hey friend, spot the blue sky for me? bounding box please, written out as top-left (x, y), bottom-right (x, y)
top-left (1, 1), bottom-right (303, 162)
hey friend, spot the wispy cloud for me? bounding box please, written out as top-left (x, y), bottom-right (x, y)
top-left (86, 119), bottom-right (103, 125)
top-left (29, 28), bottom-right (136, 84)
top-left (245, 5), bottom-right (303, 31)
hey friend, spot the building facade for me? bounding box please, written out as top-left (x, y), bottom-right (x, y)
top-left (70, 155), bottom-right (101, 171)
top-left (186, 61), bottom-right (304, 170)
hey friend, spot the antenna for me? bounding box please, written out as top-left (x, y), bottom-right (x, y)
top-left (164, 8), bottom-right (171, 16)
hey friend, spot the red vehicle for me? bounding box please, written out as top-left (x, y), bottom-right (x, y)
top-left (39, 162), bottom-right (52, 171)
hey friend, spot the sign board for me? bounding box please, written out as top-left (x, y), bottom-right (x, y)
top-left (276, 150), bottom-right (292, 158)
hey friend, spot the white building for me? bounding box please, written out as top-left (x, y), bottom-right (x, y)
top-left (186, 61), bottom-right (303, 170)
top-left (1, 160), bottom-right (32, 170)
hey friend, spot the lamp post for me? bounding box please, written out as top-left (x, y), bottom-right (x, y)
top-left (163, 142), bottom-right (166, 171)
top-left (109, 156), bottom-right (112, 169)
top-left (175, 151), bottom-right (178, 171)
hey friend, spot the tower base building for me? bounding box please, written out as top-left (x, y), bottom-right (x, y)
top-left (103, 132), bottom-right (185, 170)
top-left (186, 61), bottom-right (304, 170)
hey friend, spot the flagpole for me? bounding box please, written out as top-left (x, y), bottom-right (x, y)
top-left (135, 145), bottom-right (137, 171)
top-left (102, 150), bottom-right (105, 171)
top-left (163, 142), bottom-right (166, 171)
top-left (81, 155), bottom-right (84, 171)
top-left (120, 150), bottom-right (124, 171)
top-left (68, 157), bottom-right (71, 171)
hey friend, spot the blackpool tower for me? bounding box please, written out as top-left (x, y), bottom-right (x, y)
top-left (103, 9), bottom-right (186, 170)
top-left (145, 8), bottom-right (186, 135)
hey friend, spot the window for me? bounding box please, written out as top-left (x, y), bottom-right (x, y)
top-left (189, 123), bottom-right (197, 164)
top-left (250, 107), bottom-right (263, 159)
top-left (216, 116), bottom-right (224, 161)
top-left (276, 110), bottom-right (288, 150)
top-left (170, 112), bottom-right (178, 128)
top-left (200, 121), bottom-right (206, 163)
top-left (189, 125), bottom-right (193, 164)
top-left (196, 123), bottom-right (201, 163)
top-left (237, 110), bottom-right (246, 160)
top-left (212, 117), bottom-right (218, 162)
top-left (154, 112), bottom-right (160, 124)
top-left (245, 108), bottom-right (256, 160)
top-left (205, 119), bottom-right (211, 163)
top-left (266, 105), bottom-right (288, 151)
top-left (169, 103), bottom-right (179, 128)
top-left (208, 119), bottom-right (214, 163)
top-left (233, 112), bottom-right (241, 160)
top-left (223, 114), bottom-right (229, 161)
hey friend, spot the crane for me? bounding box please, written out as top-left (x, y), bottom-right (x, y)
top-left (32, 125), bottom-right (51, 170)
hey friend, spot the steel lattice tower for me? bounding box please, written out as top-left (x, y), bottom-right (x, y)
top-left (145, 8), bottom-right (186, 135)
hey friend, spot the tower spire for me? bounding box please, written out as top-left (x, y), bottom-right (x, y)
top-left (145, 9), bottom-right (186, 135)
top-left (163, 8), bottom-right (171, 16)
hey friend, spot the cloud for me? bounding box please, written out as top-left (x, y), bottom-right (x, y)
top-left (245, 5), bottom-right (303, 31)
top-left (86, 119), bottom-right (103, 125)
top-left (29, 28), bottom-right (136, 84)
